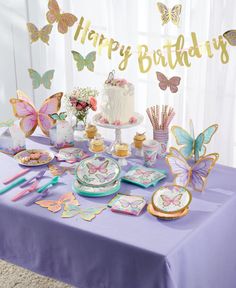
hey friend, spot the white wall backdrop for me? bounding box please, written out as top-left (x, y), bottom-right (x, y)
top-left (1, 0), bottom-right (236, 166)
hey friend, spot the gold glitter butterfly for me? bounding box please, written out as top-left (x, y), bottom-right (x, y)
top-left (223, 30), bottom-right (236, 46)
top-left (156, 2), bottom-right (182, 26)
top-left (27, 23), bottom-right (53, 45)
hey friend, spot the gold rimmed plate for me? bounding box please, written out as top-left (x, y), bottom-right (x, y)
top-left (147, 203), bottom-right (189, 220)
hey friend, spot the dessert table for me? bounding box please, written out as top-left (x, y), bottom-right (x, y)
top-left (0, 134), bottom-right (236, 288)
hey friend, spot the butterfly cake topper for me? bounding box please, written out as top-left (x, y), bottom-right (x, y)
top-left (71, 50), bottom-right (96, 72)
top-left (27, 23), bottom-right (53, 45)
top-left (156, 2), bottom-right (182, 26)
top-left (46, 0), bottom-right (78, 34)
top-left (156, 72), bottom-right (181, 93)
top-left (10, 90), bottom-right (63, 137)
top-left (166, 147), bottom-right (219, 192)
top-left (28, 69), bottom-right (55, 89)
top-left (171, 120), bottom-right (218, 161)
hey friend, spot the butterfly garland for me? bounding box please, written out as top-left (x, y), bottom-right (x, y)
top-left (27, 23), bottom-right (53, 45)
top-left (46, 0), bottom-right (78, 34)
top-left (36, 192), bottom-right (79, 213)
top-left (71, 50), bottom-right (97, 72)
top-left (62, 204), bottom-right (107, 222)
top-left (28, 69), bottom-right (55, 89)
top-left (223, 30), bottom-right (236, 46)
top-left (10, 90), bottom-right (62, 136)
top-left (166, 147), bottom-right (219, 192)
top-left (156, 72), bottom-right (181, 93)
top-left (156, 2), bottom-right (182, 26)
top-left (171, 120), bottom-right (218, 161)
top-left (48, 163), bottom-right (75, 177)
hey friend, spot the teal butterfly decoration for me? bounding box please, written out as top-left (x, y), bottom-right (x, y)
top-left (0, 119), bottom-right (15, 128)
top-left (49, 112), bottom-right (67, 121)
top-left (28, 69), bottom-right (55, 89)
top-left (171, 120), bottom-right (218, 161)
top-left (71, 50), bottom-right (96, 72)
top-left (62, 204), bottom-right (106, 221)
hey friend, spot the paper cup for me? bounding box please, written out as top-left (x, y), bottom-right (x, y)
top-left (143, 140), bottom-right (160, 167)
top-left (153, 129), bottom-right (169, 158)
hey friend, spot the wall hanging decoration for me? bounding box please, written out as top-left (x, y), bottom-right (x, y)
top-left (156, 2), bottom-right (182, 26)
top-left (27, 23), bottom-right (53, 45)
top-left (171, 120), bottom-right (218, 161)
top-left (223, 30), bottom-right (236, 46)
top-left (0, 120), bottom-right (26, 155)
top-left (156, 72), bottom-right (181, 93)
top-left (46, 0), bottom-right (78, 34)
top-left (10, 90), bottom-right (62, 136)
top-left (28, 69), bottom-right (55, 89)
top-left (166, 147), bottom-right (219, 192)
top-left (71, 50), bottom-right (96, 72)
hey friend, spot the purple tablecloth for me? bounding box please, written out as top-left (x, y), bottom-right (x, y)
top-left (0, 134), bottom-right (236, 288)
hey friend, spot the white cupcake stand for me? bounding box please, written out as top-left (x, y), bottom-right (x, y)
top-left (93, 112), bottom-right (144, 154)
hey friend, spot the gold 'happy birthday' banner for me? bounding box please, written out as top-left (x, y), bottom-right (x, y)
top-left (74, 16), bottom-right (230, 73)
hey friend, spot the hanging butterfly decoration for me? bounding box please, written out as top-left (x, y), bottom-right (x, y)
top-left (62, 204), bottom-right (107, 221)
top-left (0, 119), bottom-right (15, 128)
top-left (36, 192), bottom-right (79, 213)
top-left (48, 163), bottom-right (75, 177)
top-left (49, 112), bottom-right (67, 121)
top-left (156, 2), bottom-right (182, 26)
top-left (28, 69), bottom-right (55, 89)
top-left (46, 0), bottom-right (78, 34)
top-left (156, 72), bottom-right (181, 93)
top-left (166, 147), bottom-right (219, 192)
top-left (10, 90), bottom-right (63, 136)
top-left (27, 23), bottom-right (53, 45)
top-left (171, 120), bottom-right (218, 161)
top-left (71, 50), bottom-right (97, 72)
top-left (223, 30), bottom-right (236, 46)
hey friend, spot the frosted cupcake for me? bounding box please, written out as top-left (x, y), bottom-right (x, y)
top-left (85, 124), bottom-right (97, 139)
top-left (115, 143), bottom-right (129, 157)
top-left (134, 132), bottom-right (146, 149)
top-left (90, 138), bottom-right (105, 152)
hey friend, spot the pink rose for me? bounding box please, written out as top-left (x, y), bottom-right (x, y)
top-left (113, 120), bottom-right (121, 125)
top-left (129, 116), bottom-right (137, 124)
top-left (89, 96), bottom-right (97, 111)
top-left (80, 101), bottom-right (88, 109)
top-left (70, 97), bottom-right (77, 107)
top-left (76, 104), bottom-right (83, 111)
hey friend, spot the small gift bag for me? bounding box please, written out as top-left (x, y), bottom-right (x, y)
top-left (153, 129), bottom-right (169, 158)
top-left (0, 123), bottom-right (26, 155)
top-left (49, 114), bottom-right (74, 149)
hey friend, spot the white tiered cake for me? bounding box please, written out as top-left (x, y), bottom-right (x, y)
top-left (99, 76), bottom-right (136, 125)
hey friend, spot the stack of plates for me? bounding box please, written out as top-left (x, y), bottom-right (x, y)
top-left (148, 185), bottom-right (192, 220)
top-left (73, 156), bottom-right (121, 197)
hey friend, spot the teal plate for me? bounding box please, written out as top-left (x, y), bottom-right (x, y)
top-left (72, 180), bottom-right (121, 197)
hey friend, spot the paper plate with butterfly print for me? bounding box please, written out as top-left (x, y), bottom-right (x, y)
top-left (152, 185), bottom-right (192, 214)
top-left (75, 156), bottom-right (121, 187)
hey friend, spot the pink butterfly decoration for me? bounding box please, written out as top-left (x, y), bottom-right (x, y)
top-left (156, 72), bottom-right (181, 93)
top-left (160, 194), bottom-right (182, 207)
top-left (166, 147), bottom-right (219, 192)
top-left (87, 160), bottom-right (109, 174)
top-left (10, 90), bottom-right (63, 137)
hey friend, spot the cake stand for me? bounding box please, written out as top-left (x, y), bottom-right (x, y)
top-left (93, 112), bottom-right (144, 154)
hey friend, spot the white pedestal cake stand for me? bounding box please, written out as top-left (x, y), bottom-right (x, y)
top-left (93, 112), bottom-right (144, 154)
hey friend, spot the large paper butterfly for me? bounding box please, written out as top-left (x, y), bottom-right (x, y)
top-left (71, 51), bottom-right (96, 72)
top-left (10, 90), bottom-right (62, 137)
top-left (36, 192), bottom-right (79, 213)
top-left (27, 23), bottom-right (53, 45)
top-left (95, 172), bottom-right (116, 183)
top-left (223, 30), bottom-right (236, 46)
top-left (87, 160), bottom-right (109, 174)
top-left (46, 0), bottom-right (78, 34)
top-left (62, 204), bottom-right (106, 221)
top-left (156, 72), bottom-right (181, 93)
top-left (48, 163), bottom-right (74, 177)
top-left (171, 120), bottom-right (218, 161)
top-left (156, 2), bottom-right (182, 26)
top-left (28, 69), bottom-right (55, 89)
top-left (119, 199), bottom-right (145, 209)
top-left (160, 194), bottom-right (182, 207)
top-left (166, 147), bottom-right (219, 192)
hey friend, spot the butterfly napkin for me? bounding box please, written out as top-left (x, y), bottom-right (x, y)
top-left (122, 166), bottom-right (167, 188)
top-left (48, 163), bottom-right (75, 177)
top-left (108, 194), bottom-right (146, 216)
top-left (62, 204), bottom-right (106, 221)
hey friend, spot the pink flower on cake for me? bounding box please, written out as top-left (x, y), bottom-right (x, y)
top-left (129, 116), bottom-right (137, 124)
top-left (113, 120), bottom-right (121, 125)
top-left (99, 117), bottom-right (109, 124)
top-left (89, 96), bottom-right (97, 111)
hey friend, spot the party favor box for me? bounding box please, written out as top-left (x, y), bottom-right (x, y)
top-left (49, 120), bottom-right (74, 149)
top-left (0, 125), bottom-right (26, 155)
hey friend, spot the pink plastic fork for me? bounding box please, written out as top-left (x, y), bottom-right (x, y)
top-left (11, 180), bottom-right (39, 202)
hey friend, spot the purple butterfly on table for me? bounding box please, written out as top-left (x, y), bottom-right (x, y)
top-left (166, 147), bottom-right (219, 192)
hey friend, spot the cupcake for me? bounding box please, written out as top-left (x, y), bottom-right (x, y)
top-left (115, 143), bottom-right (129, 157)
top-left (134, 132), bottom-right (146, 149)
top-left (85, 124), bottom-right (97, 139)
top-left (90, 138), bottom-right (105, 152)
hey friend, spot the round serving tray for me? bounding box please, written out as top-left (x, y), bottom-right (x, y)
top-left (14, 149), bottom-right (54, 167)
